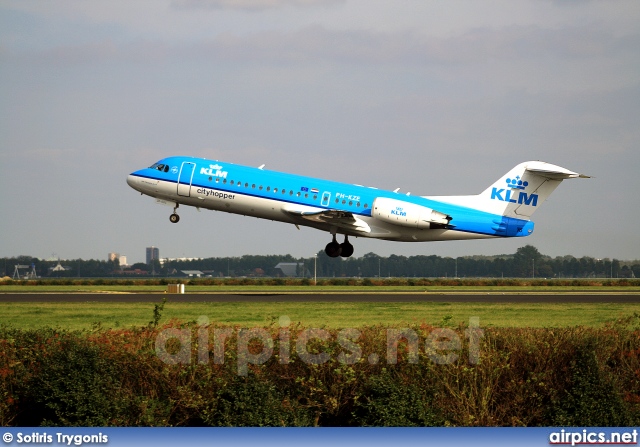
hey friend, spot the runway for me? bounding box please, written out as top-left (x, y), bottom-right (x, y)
top-left (0, 293), bottom-right (639, 303)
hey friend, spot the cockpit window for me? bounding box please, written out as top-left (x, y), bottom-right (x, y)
top-left (148, 163), bottom-right (167, 172)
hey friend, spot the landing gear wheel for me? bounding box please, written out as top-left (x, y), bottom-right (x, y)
top-left (340, 235), bottom-right (354, 258)
top-left (170, 213), bottom-right (180, 223)
top-left (325, 235), bottom-right (342, 258)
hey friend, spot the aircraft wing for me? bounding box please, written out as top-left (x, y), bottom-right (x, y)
top-left (284, 208), bottom-right (371, 234)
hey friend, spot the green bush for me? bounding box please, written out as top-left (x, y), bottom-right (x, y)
top-left (18, 334), bottom-right (133, 426)
top-left (354, 366), bottom-right (443, 426)
top-left (547, 338), bottom-right (632, 426)
top-left (1, 321), bottom-right (639, 427)
top-left (203, 377), bottom-right (314, 427)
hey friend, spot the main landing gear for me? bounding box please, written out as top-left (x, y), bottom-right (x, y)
top-left (325, 234), bottom-right (354, 258)
top-left (169, 204), bottom-right (180, 223)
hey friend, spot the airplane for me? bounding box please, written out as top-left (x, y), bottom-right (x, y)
top-left (127, 157), bottom-right (589, 258)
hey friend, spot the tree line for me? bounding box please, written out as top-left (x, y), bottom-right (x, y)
top-left (1, 246), bottom-right (638, 279)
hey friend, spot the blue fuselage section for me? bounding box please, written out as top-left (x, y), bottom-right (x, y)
top-left (127, 156), bottom-right (534, 242)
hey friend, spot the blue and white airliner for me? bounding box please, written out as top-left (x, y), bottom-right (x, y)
top-left (127, 157), bottom-right (588, 258)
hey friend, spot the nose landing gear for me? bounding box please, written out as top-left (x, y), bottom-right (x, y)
top-left (169, 204), bottom-right (180, 223)
top-left (325, 234), bottom-right (354, 258)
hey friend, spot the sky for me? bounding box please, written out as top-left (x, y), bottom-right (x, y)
top-left (1, 0), bottom-right (639, 264)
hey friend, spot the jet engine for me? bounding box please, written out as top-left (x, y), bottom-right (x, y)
top-left (372, 197), bottom-right (451, 229)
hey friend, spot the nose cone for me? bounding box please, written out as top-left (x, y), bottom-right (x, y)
top-left (127, 171), bottom-right (143, 192)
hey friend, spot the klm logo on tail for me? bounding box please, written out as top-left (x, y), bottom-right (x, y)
top-left (491, 177), bottom-right (538, 206)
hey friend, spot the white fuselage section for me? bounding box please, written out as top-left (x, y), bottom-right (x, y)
top-left (127, 156), bottom-right (590, 256)
top-left (127, 157), bottom-right (503, 243)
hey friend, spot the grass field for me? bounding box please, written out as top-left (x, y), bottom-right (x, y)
top-left (1, 300), bottom-right (638, 330)
top-left (2, 283), bottom-right (638, 330)
top-left (2, 284), bottom-right (640, 293)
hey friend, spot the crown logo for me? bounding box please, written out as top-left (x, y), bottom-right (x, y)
top-left (506, 176), bottom-right (528, 190)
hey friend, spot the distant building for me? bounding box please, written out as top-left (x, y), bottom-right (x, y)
top-left (275, 262), bottom-right (310, 277)
top-left (181, 270), bottom-right (204, 277)
top-left (50, 261), bottom-right (71, 273)
top-left (146, 246), bottom-right (159, 265)
top-left (122, 269), bottom-right (148, 275)
top-left (159, 257), bottom-right (202, 266)
top-left (108, 253), bottom-right (127, 268)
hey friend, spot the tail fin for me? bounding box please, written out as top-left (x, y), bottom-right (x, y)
top-left (477, 161), bottom-right (589, 218)
top-left (427, 161), bottom-right (589, 218)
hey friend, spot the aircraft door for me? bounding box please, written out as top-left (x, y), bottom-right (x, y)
top-left (321, 191), bottom-right (331, 207)
top-left (177, 162), bottom-right (196, 197)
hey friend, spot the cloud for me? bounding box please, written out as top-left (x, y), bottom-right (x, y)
top-left (5, 23), bottom-right (637, 70)
top-left (182, 24), bottom-right (639, 68)
top-left (171, 0), bottom-right (344, 11)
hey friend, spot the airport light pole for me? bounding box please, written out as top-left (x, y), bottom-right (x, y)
top-left (532, 259), bottom-right (535, 279)
top-left (313, 254), bottom-right (317, 285)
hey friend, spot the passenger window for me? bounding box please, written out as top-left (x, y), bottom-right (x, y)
top-left (313, 195), bottom-right (317, 200)
top-left (364, 204), bottom-right (368, 208)
top-left (305, 193), bottom-right (308, 198)
top-left (230, 180), bottom-right (235, 185)
top-left (259, 185), bottom-right (263, 190)
top-left (245, 183), bottom-right (249, 187)
top-left (164, 165), bottom-right (169, 173)
top-left (274, 188), bottom-right (278, 192)
top-left (267, 186), bottom-right (271, 191)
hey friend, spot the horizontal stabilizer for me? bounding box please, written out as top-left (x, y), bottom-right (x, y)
top-left (524, 161), bottom-right (591, 180)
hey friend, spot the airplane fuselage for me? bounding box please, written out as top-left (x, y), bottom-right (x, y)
top-left (127, 156), bottom-right (540, 258)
